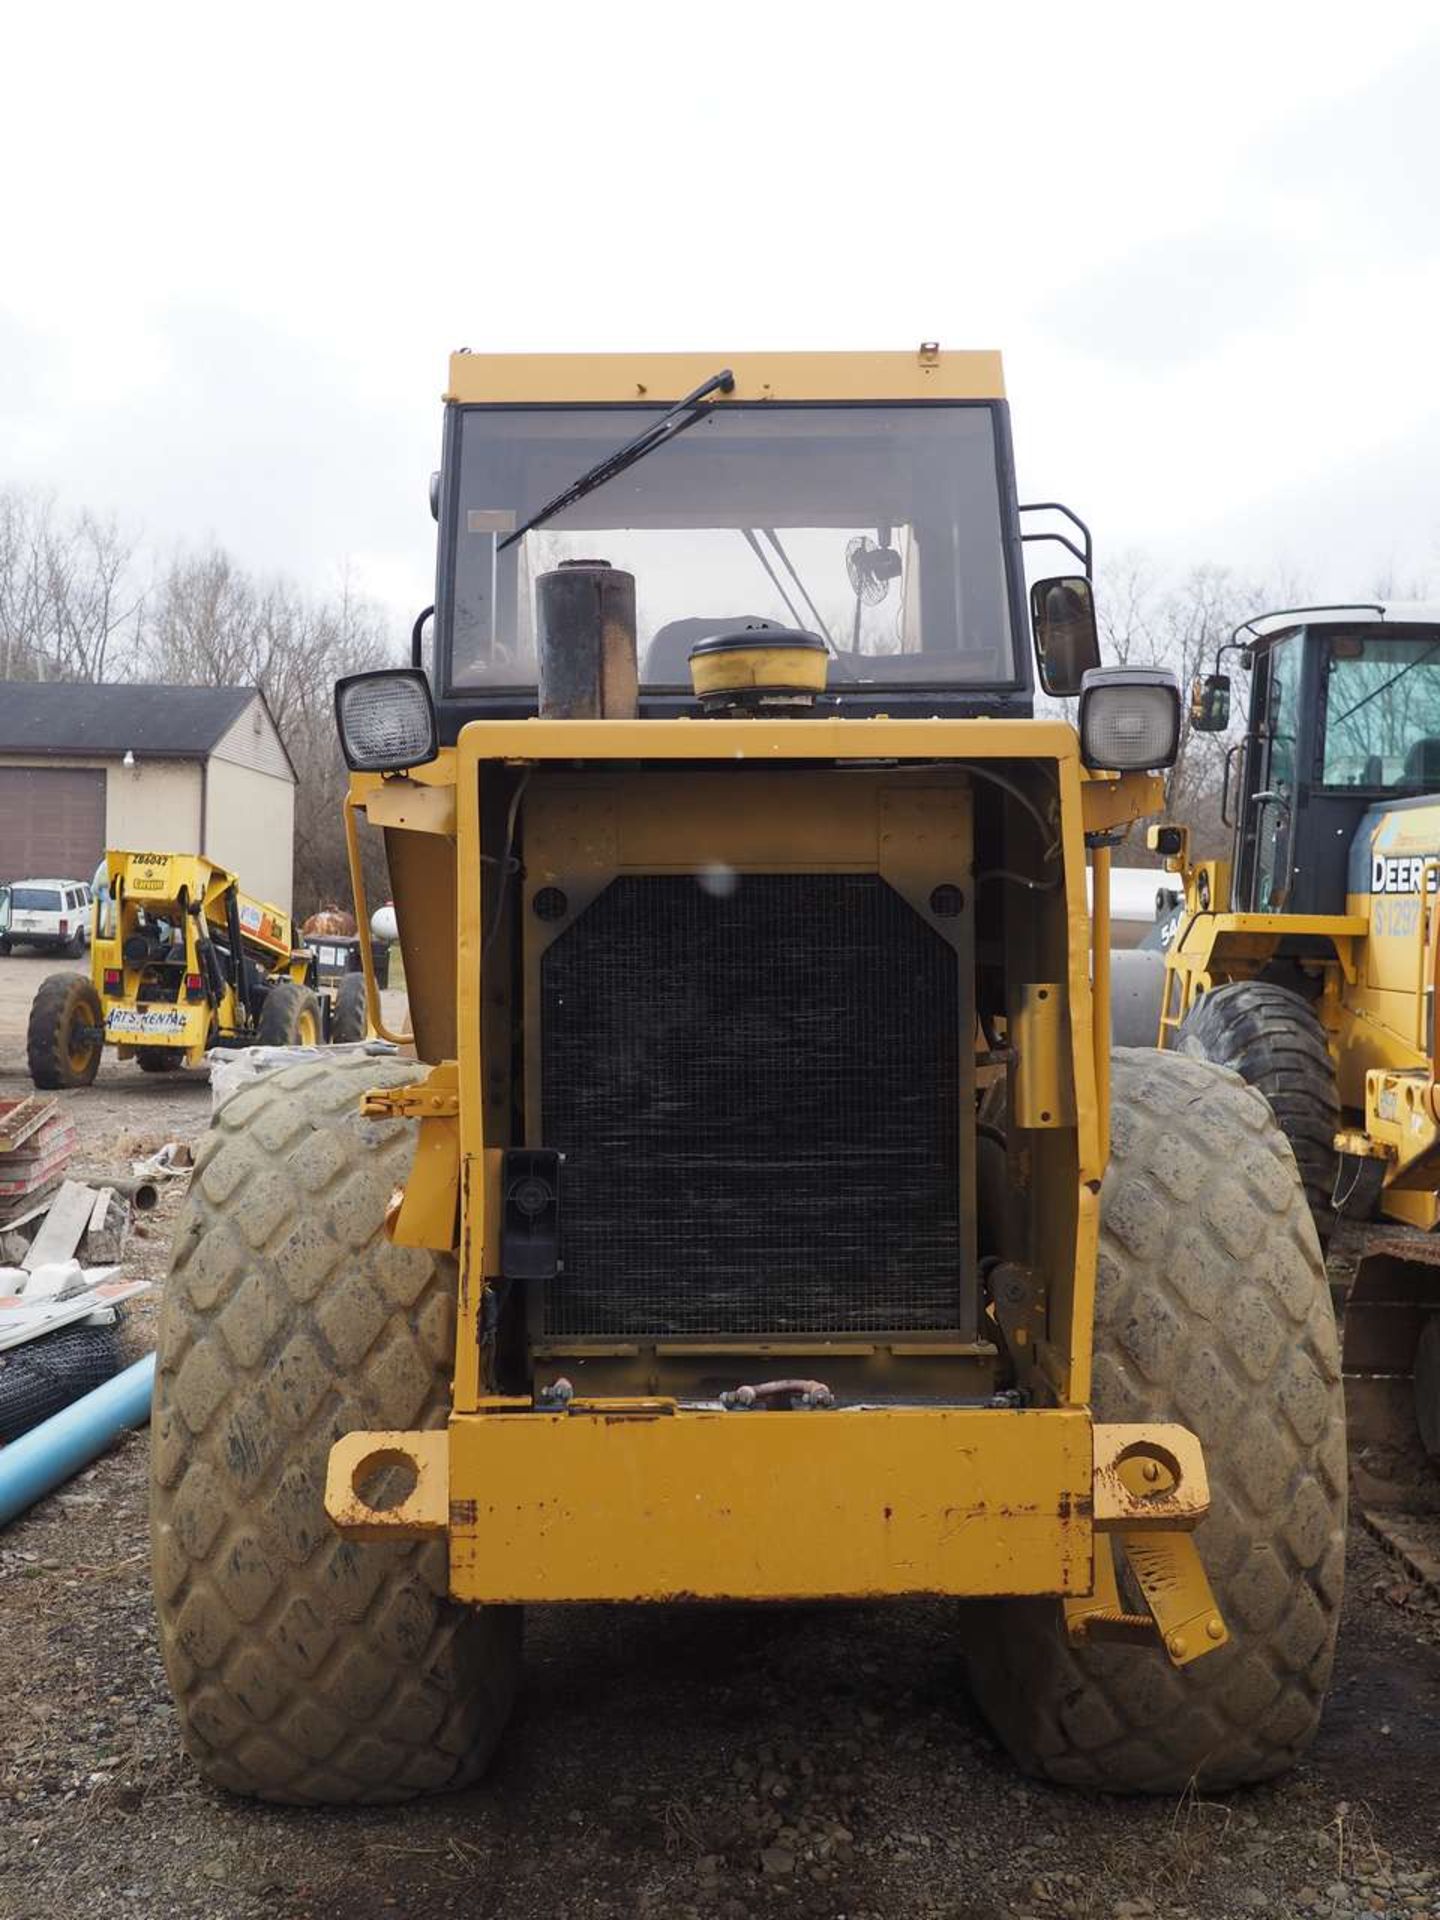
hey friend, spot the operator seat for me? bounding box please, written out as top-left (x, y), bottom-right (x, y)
top-left (642, 616), bottom-right (777, 685)
top-left (1401, 737), bottom-right (1440, 790)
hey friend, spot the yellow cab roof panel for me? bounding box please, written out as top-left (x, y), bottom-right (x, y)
top-left (445, 349), bottom-right (1005, 406)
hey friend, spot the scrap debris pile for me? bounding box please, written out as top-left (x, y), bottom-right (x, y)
top-left (0, 1094), bottom-right (186, 1444)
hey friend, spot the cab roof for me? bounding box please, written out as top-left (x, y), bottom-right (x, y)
top-left (444, 348), bottom-right (1005, 406)
top-left (1238, 601), bottom-right (1440, 649)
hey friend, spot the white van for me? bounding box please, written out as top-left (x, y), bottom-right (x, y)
top-left (0, 879), bottom-right (93, 957)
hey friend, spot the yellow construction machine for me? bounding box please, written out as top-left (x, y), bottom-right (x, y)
top-left (149, 352), bottom-right (1345, 1805)
top-left (1140, 604), bottom-right (1440, 1473)
top-left (27, 849), bottom-right (367, 1087)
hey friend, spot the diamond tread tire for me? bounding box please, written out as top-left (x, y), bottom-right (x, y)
top-left (151, 1051), bottom-right (520, 1804)
top-left (1176, 980), bottom-right (1341, 1246)
top-left (968, 1048), bottom-right (1345, 1792)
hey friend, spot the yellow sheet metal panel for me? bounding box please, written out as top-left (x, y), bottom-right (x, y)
top-left (1011, 983), bottom-right (1075, 1129)
top-left (1080, 771), bottom-right (1165, 837)
top-left (445, 349), bottom-right (1005, 406)
top-left (446, 1406), bottom-right (1092, 1603)
top-left (458, 714), bottom-right (1079, 765)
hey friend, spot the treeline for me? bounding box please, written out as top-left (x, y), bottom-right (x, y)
top-left (3, 485), bottom-right (1426, 901)
top-left (0, 489), bottom-right (400, 914)
top-left (1094, 555), bottom-right (1429, 862)
top-left (1090, 556), bottom-right (1293, 862)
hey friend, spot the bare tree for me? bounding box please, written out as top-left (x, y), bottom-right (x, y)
top-left (0, 489), bottom-right (142, 682)
top-left (1092, 557), bottom-right (1313, 862)
top-left (139, 545), bottom-right (399, 913)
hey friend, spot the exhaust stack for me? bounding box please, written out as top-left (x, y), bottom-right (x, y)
top-left (536, 559), bottom-right (638, 720)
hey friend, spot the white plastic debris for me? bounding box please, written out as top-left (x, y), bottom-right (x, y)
top-left (131, 1141), bottom-right (194, 1179)
top-left (19, 1259), bottom-right (89, 1303)
top-left (207, 1040), bottom-right (397, 1116)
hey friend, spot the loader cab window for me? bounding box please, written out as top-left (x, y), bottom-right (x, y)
top-left (440, 402), bottom-right (1021, 694)
top-left (1251, 636), bottom-right (1301, 910)
top-left (1320, 632), bottom-right (1440, 791)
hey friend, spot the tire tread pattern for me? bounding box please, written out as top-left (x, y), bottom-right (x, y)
top-left (968, 1049), bottom-right (1346, 1792)
top-left (26, 970), bottom-right (101, 1089)
top-left (151, 1052), bottom-right (519, 1804)
top-left (1176, 980), bottom-right (1341, 1243)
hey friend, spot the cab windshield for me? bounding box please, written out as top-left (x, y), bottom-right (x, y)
top-left (440, 402), bottom-right (1020, 693)
top-left (1321, 632), bottom-right (1440, 789)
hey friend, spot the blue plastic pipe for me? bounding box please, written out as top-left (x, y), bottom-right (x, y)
top-left (0, 1351), bottom-right (156, 1527)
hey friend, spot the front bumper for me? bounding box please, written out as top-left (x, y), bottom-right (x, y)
top-left (102, 1002), bottom-right (210, 1063)
top-left (325, 1405), bottom-right (1227, 1660)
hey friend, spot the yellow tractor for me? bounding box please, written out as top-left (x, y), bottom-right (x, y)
top-left (1143, 604), bottom-right (1440, 1469)
top-left (27, 849), bottom-right (368, 1087)
top-left (149, 352), bottom-right (1344, 1804)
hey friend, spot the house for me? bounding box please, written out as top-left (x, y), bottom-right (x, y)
top-left (0, 682), bottom-right (297, 912)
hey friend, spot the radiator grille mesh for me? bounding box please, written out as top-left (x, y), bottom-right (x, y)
top-left (539, 873), bottom-right (961, 1337)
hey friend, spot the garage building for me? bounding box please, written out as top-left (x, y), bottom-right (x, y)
top-left (0, 683), bottom-right (297, 913)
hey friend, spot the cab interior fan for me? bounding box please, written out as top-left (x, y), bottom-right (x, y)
top-left (845, 530), bottom-right (902, 648)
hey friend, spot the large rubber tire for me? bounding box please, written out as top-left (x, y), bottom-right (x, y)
top-left (151, 1052), bottom-right (521, 1803)
top-left (27, 971), bottom-right (103, 1089)
top-left (331, 971), bottom-right (369, 1045)
top-left (256, 980), bottom-right (323, 1048)
top-left (1176, 981), bottom-right (1341, 1245)
top-left (968, 1048), bottom-right (1346, 1792)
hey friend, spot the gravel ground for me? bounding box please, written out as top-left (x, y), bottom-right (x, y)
top-left (2, 951), bottom-right (1439, 1920)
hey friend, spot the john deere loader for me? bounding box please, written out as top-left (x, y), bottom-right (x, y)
top-left (1146, 603), bottom-right (1440, 1470)
top-left (149, 351), bottom-right (1344, 1804)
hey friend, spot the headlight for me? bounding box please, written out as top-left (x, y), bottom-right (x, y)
top-left (334, 669), bottom-right (438, 773)
top-left (1078, 667), bottom-right (1181, 771)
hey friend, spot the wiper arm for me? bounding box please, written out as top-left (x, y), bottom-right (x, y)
top-left (497, 368), bottom-right (735, 553)
top-left (1333, 635), bottom-right (1440, 727)
top-left (759, 527), bottom-right (836, 653)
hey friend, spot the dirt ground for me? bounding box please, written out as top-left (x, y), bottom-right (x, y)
top-left (2, 950), bottom-right (1439, 1920)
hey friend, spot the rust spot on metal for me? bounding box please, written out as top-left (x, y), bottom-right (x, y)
top-left (459, 1164), bottom-right (473, 1311)
top-left (450, 1499), bottom-right (478, 1526)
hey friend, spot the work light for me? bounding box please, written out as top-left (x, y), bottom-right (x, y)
top-left (334, 669), bottom-right (438, 773)
top-left (1078, 667), bottom-right (1181, 771)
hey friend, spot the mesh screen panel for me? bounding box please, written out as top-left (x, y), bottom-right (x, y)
top-left (540, 873), bottom-right (961, 1336)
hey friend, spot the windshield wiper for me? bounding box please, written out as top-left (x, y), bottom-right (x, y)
top-left (497, 368), bottom-right (735, 553)
top-left (1333, 635), bottom-right (1440, 727)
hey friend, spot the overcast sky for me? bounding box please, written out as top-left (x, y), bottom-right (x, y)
top-left (4, 1), bottom-right (1439, 630)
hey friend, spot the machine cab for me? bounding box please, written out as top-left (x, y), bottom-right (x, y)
top-left (421, 351), bottom-right (1118, 731)
top-left (1211, 606), bottom-right (1440, 916)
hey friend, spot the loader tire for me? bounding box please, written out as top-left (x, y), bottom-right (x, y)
top-left (331, 971), bottom-right (369, 1044)
top-left (27, 971), bottom-right (102, 1089)
top-left (1176, 980), bottom-right (1340, 1245)
top-left (967, 1048), bottom-right (1345, 1792)
top-left (151, 1051), bottom-right (521, 1803)
top-left (256, 979), bottom-right (323, 1048)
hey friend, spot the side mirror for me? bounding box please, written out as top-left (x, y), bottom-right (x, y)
top-left (1189, 672), bottom-right (1231, 732)
top-left (1030, 575), bottom-right (1100, 696)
